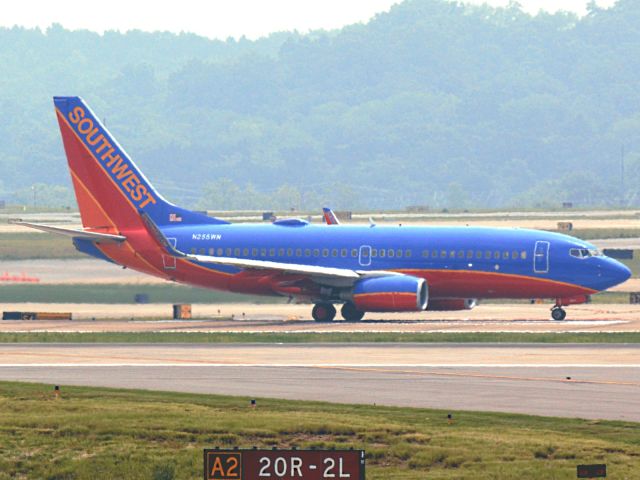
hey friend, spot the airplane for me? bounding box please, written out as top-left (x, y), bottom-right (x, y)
top-left (16, 96), bottom-right (632, 322)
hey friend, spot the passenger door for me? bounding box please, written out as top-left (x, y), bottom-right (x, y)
top-left (534, 241), bottom-right (550, 273)
top-left (162, 238), bottom-right (177, 270)
top-left (359, 245), bottom-right (372, 267)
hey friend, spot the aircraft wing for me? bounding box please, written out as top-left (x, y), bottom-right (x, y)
top-left (187, 253), bottom-right (399, 280)
top-left (140, 211), bottom-right (398, 281)
top-left (190, 254), bottom-right (358, 278)
top-left (10, 221), bottom-right (126, 243)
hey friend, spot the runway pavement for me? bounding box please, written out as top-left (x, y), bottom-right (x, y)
top-left (1, 343), bottom-right (639, 421)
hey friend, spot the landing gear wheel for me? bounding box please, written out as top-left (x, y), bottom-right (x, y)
top-left (341, 302), bottom-right (365, 322)
top-left (312, 303), bottom-right (336, 322)
top-left (551, 307), bottom-right (566, 321)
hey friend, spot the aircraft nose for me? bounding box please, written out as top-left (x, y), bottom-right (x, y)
top-left (606, 260), bottom-right (631, 288)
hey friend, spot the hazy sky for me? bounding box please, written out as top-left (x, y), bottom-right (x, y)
top-left (0, 0), bottom-right (618, 40)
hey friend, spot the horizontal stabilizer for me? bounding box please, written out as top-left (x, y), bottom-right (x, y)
top-left (11, 221), bottom-right (126, 243)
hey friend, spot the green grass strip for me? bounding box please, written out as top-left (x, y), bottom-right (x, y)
top-left (0, 283), bottom-right (282, 304)
top-left (2, 331), bottom-right (640, 343)
top-left (0, 381), bottom-right (638, 479)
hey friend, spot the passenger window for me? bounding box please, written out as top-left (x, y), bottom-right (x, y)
top-left (389, 249), bottom-right (395, 258)
top-left (313, 249), bottom-right (320, 257)
top-left (449, 250), bottom-right (455, 258)
top-left (476, 251), bottom-right (482, 259)
top-left (494, 251), bottom-right (500, 260)
top-left (287, 248), bottom-right (293, 257)
top-left (422, 250), bottom-right (429, 258)
top-left (397, 249), bottom-right (403, 258)
top-left (457, 250), bottom-right (464, 259)
top-left (304, 248), bottom-right (311, 256)
top-left (209, 248), bottom-right (214, 255)
top-left (362, 249), bottom-right (369, 258)
top-left (371, 249), bottom-right (377, 257)
top-left (431, 249), bottom-right (437, 258)
top-left (467, 250), bottom-right (473, 259)
top-left (243, 248), bottom-right (249, 256)
top-left (351, 249), bottom-right (358, 258)
top-left (260, 248), bottom-right (267, 257)
top-left (295, 248), bottom-right (301, 257)
top-left (341, 248), bottom-right (347, 257)
top-left (218, 248), bottom-right (224, 256)
top-left (200, 248), bottom-right (206, 255)
top-left (512, 250), bottom-right (518, 260)
top-left (521, 251), bottom-right (527, 260)
top-left (405, 249), bottom-right (412, 258)
top-left (190, 247), bottom-right (196, 254)
top-left (332, 248), bottom-right (338, 257)
top-left (440, 250), bottom-right (447, 258)
top-left (252, 248), bottom-right (257, 256)
top-left (379, 249), bottom-right (386, 258)
top-left (485, 250), bottom-right (491, 259)
top-left (322, 248), bottom-right (329, 257)
top-left (278, 248), bottom-right (285, 256)
top-left (226, 248), bottom-right (232, 256)
top-left (503, 251), bottom-right (509, 260)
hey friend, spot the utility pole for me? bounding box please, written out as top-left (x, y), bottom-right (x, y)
top-left (621, 145), bottom-right (625, 206)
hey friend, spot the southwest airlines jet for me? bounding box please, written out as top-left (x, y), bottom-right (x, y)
top-left (17, 97), bottom-right (632, 322)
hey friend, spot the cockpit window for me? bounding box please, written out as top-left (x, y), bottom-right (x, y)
top-left (570, 248), bottom-right (602, 258)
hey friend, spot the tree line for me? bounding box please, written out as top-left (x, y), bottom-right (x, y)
top-left (1, 0), bottom-right (640, 211)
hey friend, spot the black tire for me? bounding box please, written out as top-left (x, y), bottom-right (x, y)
top-left (312, 303), bottom-right (336, 322)
top-left (341, 302), bottom-right (365, 322)
top-left (551, 307), bottom-right (566, 321)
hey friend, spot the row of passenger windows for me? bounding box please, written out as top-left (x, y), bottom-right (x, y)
top-left (190, 247), bottom-right (413, 258)
top-left (422, 249), bottom-right (527, 260)
top-left (188, 246), bottom-right (528, 261)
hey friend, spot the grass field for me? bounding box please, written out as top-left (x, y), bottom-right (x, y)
top-left (2, 331), bottom-right (640, 343)
top-left (1, 381), bottom-right (639, 479)
top-left (0, 283), bottom-right (637, 304)
top-left (0, 233), bottom-right (82, 260)
top-left (0, 283), bottom-right (282, 304)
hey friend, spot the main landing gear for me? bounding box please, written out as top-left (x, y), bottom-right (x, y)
top-left (312, 302), bottom-right (336, 322)
top-left (551, 306), bottom-right (567, 321)
top-left (341, 302), bottom-right (365, 322)
top-left (311, 302), bottom-right (365, 322)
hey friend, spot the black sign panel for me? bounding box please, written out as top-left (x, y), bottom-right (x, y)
top-left (577, 464), bottom-right (606, 478)
top-left (204, 449), bottom-right (365, 480)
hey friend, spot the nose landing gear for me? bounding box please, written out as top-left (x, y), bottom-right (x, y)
top-left (551, 306), bottom-right (567, 321)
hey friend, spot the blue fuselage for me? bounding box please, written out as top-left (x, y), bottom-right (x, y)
top-left (156, 222), bottom-right (630, 299)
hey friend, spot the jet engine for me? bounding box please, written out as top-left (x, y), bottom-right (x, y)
top-left (351, 275), bottom-right (428, 312)
top-left (426, 298), bottom-right (477, 311)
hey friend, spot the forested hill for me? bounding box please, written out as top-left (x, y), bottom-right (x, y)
top-left (2, 0), bottom-right (640, 210)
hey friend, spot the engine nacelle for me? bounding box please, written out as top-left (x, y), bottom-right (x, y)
top-left (352, 276), bottom-right (428, 312)
top-left (427, 298), bottom-right (477, 311)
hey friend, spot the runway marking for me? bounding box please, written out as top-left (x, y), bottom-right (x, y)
top-left (2, 364), bottom-right (640, 388)
top-left (315, 366), bottom-right (640, 387)
top-left (1, 363), bottom-right (640, 368)
top-left (0, 350), bottom-right (254, 365)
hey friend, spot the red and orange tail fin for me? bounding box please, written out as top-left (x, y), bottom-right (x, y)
top-left (53, 96), bottom-right (226, 233)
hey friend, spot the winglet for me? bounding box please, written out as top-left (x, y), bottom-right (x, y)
top-left (322, 207), bottom-right (341, 225)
